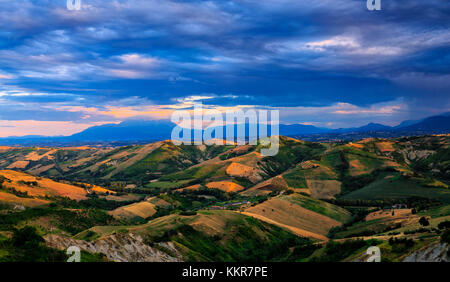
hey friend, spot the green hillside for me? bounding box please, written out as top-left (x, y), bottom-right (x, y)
top-left (0, 135), bottom-right (449, 262)
top-left (342, 172), bottom-right (450, 204)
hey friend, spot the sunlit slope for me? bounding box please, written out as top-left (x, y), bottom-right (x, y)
top-left (150, 136), bottom-right (326, 191)
top-left (0, 170), bottom-right (87, 201)
top-left (0, 135), bottom-right (448, 202)
top-left (267, 136), bottom-right (450, 201)
top-left (0, 142), bottom-right (233, 185)
top-left (0, 170), bottom-right (116, 207)
top-left (108, 196), bottom-right (173, 220)
top-left (0, 146), bottom-right (109, 177)
top-left (81, 210), bottom-right (304, 262)
top-left (242, 194), bottom-right (351, 241)
top-left (335, 136), bottom-right (450, 201)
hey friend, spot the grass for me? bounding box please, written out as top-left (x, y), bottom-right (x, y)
top-left (321, 151), bottom-right (345, 169)
top-left (243, 195), bottom-right (343, 239)
top-left (282, 158), bottom-right (339, 189)
top-left (79, 209), bottom-right (309, 262)
top-left (145, 180), bottom-right (192, 189)
top-left (346, 151), bottom-right (385, 176)
top-left (420, 205), bottom-right (450, 218)
top-left (342, 173), bottom-right (450, 204)
top-left (257, 137), bottom-right (326, 178)
top-left (110, 201), bottom-right (157, 219)
top-left (79, 250), bottom-right (108, 262)
top-left (376, 237), bottom-right (438, 262)
top-left (282, 170), bottom-right (308, 188)
top-left (143, 210), bottom-right (304, 262)
top-left (112, 145), bottom-right (181, 181)
top-left (309, 239), bottom-right (371, 262)
top-left (161, 163), bottom-right (226, 183)
top-left (284, 194), bottom-right (351, 223)
top-left (0, 204), bottom-right (118, 235)
top-left (333, 218), bottom-right (393, 238)
top-left (116, 143), bottom-right (233, 183)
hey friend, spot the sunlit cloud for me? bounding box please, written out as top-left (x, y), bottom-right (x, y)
top-left (275, 99), bottom-right (409, 128)
top-left (0, 120), bottom-right (115, 137)
top-left (0, 73), bottom-right (14, 79)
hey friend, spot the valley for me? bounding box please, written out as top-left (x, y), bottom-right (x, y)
top-left (0, 135), bottom-right (449, 262)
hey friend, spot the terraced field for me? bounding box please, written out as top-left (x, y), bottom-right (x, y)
top-left (109, 201), bottom-right (157, 220)
top-left (242, 194), bottom-right (351, 241)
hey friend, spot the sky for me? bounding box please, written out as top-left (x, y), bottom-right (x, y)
top-left (0, 0), bottom-right (449, 137)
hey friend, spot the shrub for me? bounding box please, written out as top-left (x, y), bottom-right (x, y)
top-left (311, 239), bottom-right (367, 262)
top-left (437, 220), bottom-right (450, 230)
top-left (440, 229), bottom-right (450, 244)
top-left (179, 211), bottom-right (197, 216)
top-left (388, 237), bottom-right (414, 253)
top-left (419, 217), bottom-right (430, 227)
top-left (4, 226), bottom-right (67, 262)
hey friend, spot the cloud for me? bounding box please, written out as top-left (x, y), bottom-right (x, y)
top-left (305, 36), bottom-right (360, 52)
top-left (305, 36), bottom-right (403, 56)
top-left (0, 0), bottom-right (447, 136)
top-left (0, 73), bottom-right (14, 79)
top-left (272, 99), bottom-right (410, 128)
top-left (332, 103), bottom-right (403, 115)
top-left (105, 53), bottom-right (163, 79)
top-left (0, 120), bottom-right (114, 137)
top-left (55, 104), bottom-right (172, 120)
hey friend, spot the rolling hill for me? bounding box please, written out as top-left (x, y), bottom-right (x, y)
top-left (0, 141), bottom-right (234, 186)
top-left (0, 134), bottom-right (449, 262)
top-left (241, 194), bottom-right (352, 241)
top-left (75, 210), bottom-right (309, 262)
top-left (0, 170), bottom-right (115, 208)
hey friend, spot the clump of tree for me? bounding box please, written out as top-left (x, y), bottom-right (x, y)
top-left (388, 237), bottom-right (414, 253)
top-left (327, 208), bottom-right (370, 239)
top-left (404, 228), bottom-right (432, 235)
top-left (0, 226), bottom-right (67, 262)
top-left (310, 239), bottom-right (369, 262)
top-left (17, 180), bottom-right (38, 187)
top-left (440, 229), bottom-right (450, 244)
top-left (419, 216), bottom-right (430, 227)
top-left (437, 220), bottom-right (450, 230)
top-left (55, 194), bottom-right (137, 211)
top-left (1, 187), bottom-right (32, 198)
top-left (438, 220), bottom-right (450, 246)
top-left (179, 211), bottom-right (197, 216)
top-left (326, 197), bottom-right (440, 212)
top-left (287, 242), bottom-right (320, 261)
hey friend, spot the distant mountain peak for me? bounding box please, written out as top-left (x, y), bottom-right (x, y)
top-left (0, 113), bottom-right (449, 145)
top-left (359, 123), bottom-right (392, 130)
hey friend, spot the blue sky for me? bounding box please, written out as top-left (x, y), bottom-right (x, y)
top-left (0, 0), bottom-right (449, 136)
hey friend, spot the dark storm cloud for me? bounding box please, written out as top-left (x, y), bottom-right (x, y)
top-left (0, 0), bottom-right (448, 130)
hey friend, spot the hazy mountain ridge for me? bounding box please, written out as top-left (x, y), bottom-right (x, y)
top-left (1, 113), bottom-right (449, 146)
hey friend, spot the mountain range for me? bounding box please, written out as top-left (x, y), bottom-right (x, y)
top-left (0, 112), bottom-right (449, 145)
